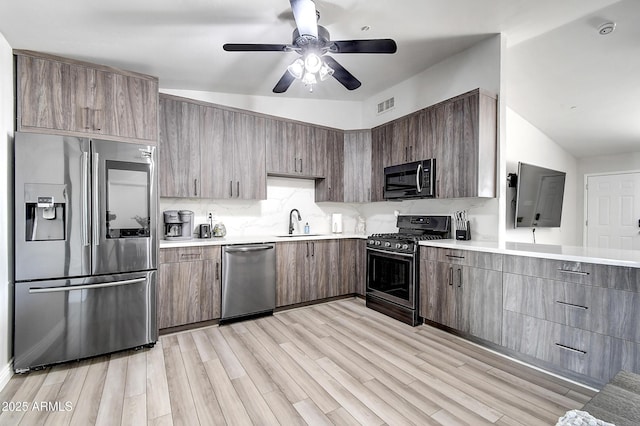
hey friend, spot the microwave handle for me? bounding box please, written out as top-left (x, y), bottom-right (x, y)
top-left (416, 163), bottom-right (423, 193)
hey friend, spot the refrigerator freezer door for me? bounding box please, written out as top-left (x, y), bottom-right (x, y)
top-left (91, 139), bottom-right (157, 275)
top-left (14, 133), bottom-right (91, 281)
top-left (14, 271), bottom-right (157, 372)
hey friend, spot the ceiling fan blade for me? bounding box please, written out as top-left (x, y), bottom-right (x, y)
top-left (290, 0), bottom-right (318, 38)
top-left (323, 56), bottom-right (361, 90)
top-left (273, 71), bottom-right (296, 93)
top-left (330, 39), bottom-right (397, 54)
top-left (223, 43), bottom-right (289, 52)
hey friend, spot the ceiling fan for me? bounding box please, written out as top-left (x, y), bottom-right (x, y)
top-left (223, 0), bottom-right (397, 93)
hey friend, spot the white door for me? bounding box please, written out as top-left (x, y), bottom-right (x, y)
top-left (586, 172), bottom-right (640, 249)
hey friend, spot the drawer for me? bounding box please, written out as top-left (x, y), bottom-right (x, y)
top-left (502, 311), bottom-right (615, 382)
top-left (503, 273), bottom-right (640, 342)
top-left (422, 247), bottom-right (502, 271)
top-left (160, 247), bottom-right (203, 263)
top-left (503, 255), bottom-right (637, 292)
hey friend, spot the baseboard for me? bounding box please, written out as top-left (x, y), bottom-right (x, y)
top-left (0, 359), bottom-right (13, 391)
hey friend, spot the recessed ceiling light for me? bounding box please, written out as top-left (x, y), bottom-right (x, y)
top-left (598, 22), bottom-right (616, 35)
top-left (361, 25), bottom-right (371, 32)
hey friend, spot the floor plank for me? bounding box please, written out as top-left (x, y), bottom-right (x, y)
top-left (1, 298), bottom-right (592, 426)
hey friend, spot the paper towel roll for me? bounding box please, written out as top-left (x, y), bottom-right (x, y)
top-left (331, 213), bottom-right (343, 233)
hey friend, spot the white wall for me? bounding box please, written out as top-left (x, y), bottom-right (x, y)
top-left (575, 151), bottom-right (640, 245)
top-left (505, 107), bottom-right (578, 245)
top-left (159, 89), bottom-right (363, 130)
top-left (362, 35), bottom-right (502, 129)
top-left (0, 32), bottom-right (14, 390)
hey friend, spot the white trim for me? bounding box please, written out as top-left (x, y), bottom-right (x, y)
top-left (0, 359), bottom-right (13, 391)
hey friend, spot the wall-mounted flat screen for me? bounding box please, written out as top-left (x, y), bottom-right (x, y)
top-left (514, 162), bottom-right (566, 228)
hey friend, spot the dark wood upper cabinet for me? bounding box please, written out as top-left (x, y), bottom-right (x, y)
top-left (315, 128), bottom-right (344, 202)
top-left (16, 50), bottom-right (158, 143)
top-left (266, 119), bottom-right (326, 178)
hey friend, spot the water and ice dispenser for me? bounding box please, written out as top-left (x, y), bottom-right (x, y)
top-left (24, 184), bottom-right (66, 241)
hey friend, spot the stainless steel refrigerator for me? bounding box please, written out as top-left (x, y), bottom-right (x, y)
top-left (13, 132), bottom-right (158, 373)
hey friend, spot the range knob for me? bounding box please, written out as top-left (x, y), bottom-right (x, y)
top-left (375, 240), bottom-right (381, 246)
top-left (402, 244), bottom-right (409, 250)
top-left (368, 239), bottom-right (375, 245)
top-left (384, 242), bottom-right (391, 248)
top-left (395, 243), bottom-right (402, 249)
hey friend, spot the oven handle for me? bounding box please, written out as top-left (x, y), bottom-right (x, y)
top-left (416, 163), bottom-right (423, 193)
top-left (367, 247), bottom-right (415, 258)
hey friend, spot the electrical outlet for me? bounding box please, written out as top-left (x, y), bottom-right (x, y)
top-left (207, 211), bottom-right (214, 224)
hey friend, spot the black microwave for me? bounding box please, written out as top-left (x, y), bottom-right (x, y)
top-left (383, 159), bottom-right (436, 200)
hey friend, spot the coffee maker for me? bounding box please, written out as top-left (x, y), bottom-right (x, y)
top-left (163, 210), bottom-right (194, 240)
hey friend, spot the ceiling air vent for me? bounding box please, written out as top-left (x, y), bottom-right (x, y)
top-left (377, 97), bottom-right (395, 114)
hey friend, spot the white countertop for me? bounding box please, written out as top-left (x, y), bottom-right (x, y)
top-left (419, 240), bottom-right (640, 268)
top-left (160, 233), bottom-right (367, 248)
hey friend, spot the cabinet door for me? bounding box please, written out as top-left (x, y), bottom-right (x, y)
top-left (309, 240), bottom-right (340, 300)
top-left (316, 129), bottom-right (344, 202)
top-left (110, 74), bottom-right (158, 141)
top-left (158, 261), bottom-right (207, 329)
top-left (266, 120), bottom-right (301, 175)
top-left (389, 116), bottom-right (411, 166)
top-left (459, 266), bottom-right (503, 344)
top-left (158, 97), bottom-right (201, 197)
top-left (276, 241), bottom-right (307, 307)
top-left (343, 130), bottom-right (372, 203)
top-left (71, 66), bottom-right (111, 134)
top-left (200, 105), bottom-right (234, 199)
top-left (233, 111), bottom-right (266, 199)
top-left (305, 126), bottom-right (326, 178)
top-left (370, 124), bottom-right (391, 202)
top-left (421, 260), bottom-right (458, 329)
top-left (340, 239), bottom-right (366, 296)
top-left (17, 55), bottom-right (73, 132)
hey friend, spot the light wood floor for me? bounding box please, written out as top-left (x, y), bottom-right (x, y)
top-left (0, 298), bottom-right (596, 425)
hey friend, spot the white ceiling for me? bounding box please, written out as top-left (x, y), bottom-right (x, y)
top-left (0, 0), bottom-right (636, 158)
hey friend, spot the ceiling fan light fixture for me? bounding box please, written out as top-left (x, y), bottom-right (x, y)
top-left (319, 61), bottom-right (334, 81)
top-left (301, 71), bottom-right (317, 86)
top-left (287, 58), bottom-right (305, 79)
top-left (304, 53), bottom-right (323, 74)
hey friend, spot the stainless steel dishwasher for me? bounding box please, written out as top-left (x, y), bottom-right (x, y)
top-left (221, 243), bottom-right (276, 322)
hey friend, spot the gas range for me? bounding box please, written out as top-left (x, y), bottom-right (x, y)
top-left (366, 215), bottom-right (451, 255)
top-left (365, 214), bottom-right (451, 326)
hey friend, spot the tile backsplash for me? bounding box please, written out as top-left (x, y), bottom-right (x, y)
top-left (160, 176), bottom-right (499, 240)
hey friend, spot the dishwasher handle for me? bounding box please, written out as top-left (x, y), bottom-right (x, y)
top-left (224, 244), bottom-right (274, 253)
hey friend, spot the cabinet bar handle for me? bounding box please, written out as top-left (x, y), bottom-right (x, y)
top-left (311, 242), bottom-right (315, 257)
top-left (555, 301), bottom-right (589, 310)
top-left (237, 181), bottom-right (240, 198)
top-left (446, 254), bottom-right (465, 259)
top-left (294, 157), bottom-right (298, 172)
top-left (299, 158), bottom-right (303, 173)
top-left (449, 267), bottom-right (453, 286)
top-left (194, 179), bottom-right (198, 196)
top-left (555, 343), bottom-right (587, 355)
top-left (557, 269), bottom-right (590, 276)
top-left (230, 181), bottom-right (233, 197)
top-left (457, 268), bottom-right (462, 287)
top-left (180, 253), bottom-right (201, 260)
top-left (216, 261), bottom-right (220, 281)
top-left (306, 242), bottom-right (310, 258)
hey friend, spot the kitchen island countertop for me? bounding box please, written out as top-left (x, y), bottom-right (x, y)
top-left (419, 239), bottom-right (640, 268)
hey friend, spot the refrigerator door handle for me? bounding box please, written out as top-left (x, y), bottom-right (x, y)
top-left (28, 278), bottom-right (146, 294)
top-left (93, 152), bottom-right (100, 246)
top-left (81, 152), bottom-right (90, 246)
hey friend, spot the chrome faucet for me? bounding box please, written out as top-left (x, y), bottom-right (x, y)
top-left (289, 209), bottom-right (302, 235)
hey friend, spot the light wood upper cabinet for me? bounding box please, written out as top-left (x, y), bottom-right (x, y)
top-left (343, 130), bottom-right (372, 203)
top-left (266, 119), bottom-right (326, 178)
top-left (158, 97), bottom-right (201, 198)
top-left (432, 89), bottom-right (497, 198)
top-left (16, 50), bottom-right (158, 143)
top-left (159, 94), bottom-right (266, 200)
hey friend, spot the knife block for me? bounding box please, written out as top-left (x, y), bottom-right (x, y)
top-left (455, 222), bottom-right (471, 240)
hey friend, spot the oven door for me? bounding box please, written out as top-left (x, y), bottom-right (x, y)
top-left (366, 247), bottom-right (415, 309)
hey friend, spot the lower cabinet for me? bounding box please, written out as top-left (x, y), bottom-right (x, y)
top-left (275, 239), bottom-right (344, 307)
top-left (158, 246), bottom-right (221, 329)
top-left (340, 239), bottom-right (366, 296)
top-left (419, 248), bottom-right (503, 345)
